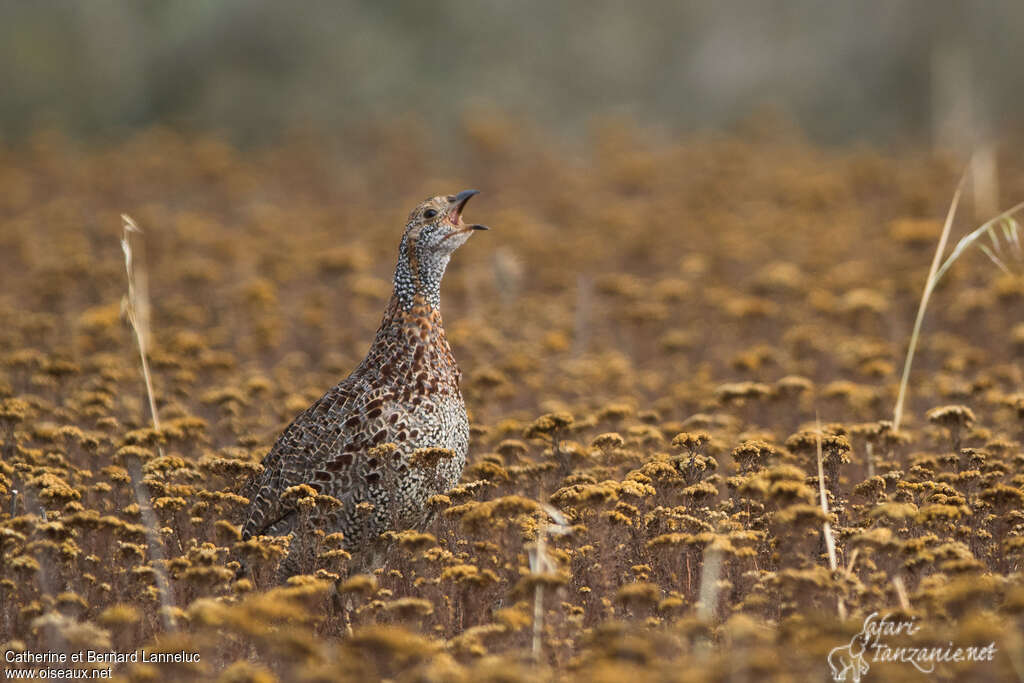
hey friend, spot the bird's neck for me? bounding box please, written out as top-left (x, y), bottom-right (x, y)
top-left (363, 239), bottom-right (460, 386)
top-left (370, 293), bottom-right (459, 385)
top-left (392, 237), bottom-right (451, 311)
top-left (377, 295), bottom-right (447, 343)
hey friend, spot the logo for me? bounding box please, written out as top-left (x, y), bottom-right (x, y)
top-left (827, 612), bottom-right (997, 681)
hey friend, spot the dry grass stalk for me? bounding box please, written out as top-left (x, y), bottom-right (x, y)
top-left (845, 548), bottom-right (860, 575)
top-left (121, 214), bottom-right (176, 631)
top-left (529, 503), bottom-right (570, 662)
top-left (892, 575), bottom-right (911, 611)
top-left (892, 170), bottom-right (966, 433)
top-left (934, 203), bottom-right (1024, 281)
top-left (893, 167), bottom-right (1024, 432)
top-left (696, 545), bottom-right (722, 623)
top-left (815, 419), bottom-right (845, 619)
top-left (814, 421), bottom-right (838, 570)
top-left (121, 215), bottom-right (160, 433)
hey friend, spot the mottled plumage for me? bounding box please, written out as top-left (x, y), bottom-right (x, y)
top-left (240, 190), bottom-right (487, 578)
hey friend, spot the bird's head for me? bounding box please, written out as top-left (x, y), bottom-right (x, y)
top-left (393, 190), bottom-right (488, 309)
top-left (403, 189), bottom-right (488, 254)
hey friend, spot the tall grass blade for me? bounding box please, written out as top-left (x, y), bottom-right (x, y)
top-left (1005, 217), bottom-right (1022, 259)
top-left (977, 244), bottom-right (1011, 275)
top-left (121, 215), bottom-right (176, 631)
top-left (815, 418), bottom-right (845, 619)
top-left (696, 545), bottom-right (722, 623)
top-left (893, 162), bottom-right (1024, 433)
top-left (932, 200), bottom-right (1024, 284)
top-left (892, 169), bottom-right (967, 432)
top-left (529, 503), bottom-right (570, 663)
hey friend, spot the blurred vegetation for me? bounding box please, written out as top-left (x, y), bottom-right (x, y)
top-left (1, 118), bottom-right (1023, 679)
top-left (1, 1), bottom-right (1022, 145)
top-left (3, 3), bottom-right (1024, 678)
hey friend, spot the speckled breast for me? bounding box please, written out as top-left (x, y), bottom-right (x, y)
top-left (385, 389), bottom-right (468, 527)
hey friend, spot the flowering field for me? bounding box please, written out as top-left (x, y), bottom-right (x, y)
top-left (2, 119), bottom-right (1023, 681)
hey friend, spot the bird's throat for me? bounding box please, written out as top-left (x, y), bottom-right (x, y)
top-left (393, 241), bottom-right (449, 311)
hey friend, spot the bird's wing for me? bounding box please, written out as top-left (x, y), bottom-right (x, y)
top-left (240, 381), bottom-right (362, 540)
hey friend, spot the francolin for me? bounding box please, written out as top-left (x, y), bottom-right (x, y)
top-left (240, 190), bottom-right (487, 579)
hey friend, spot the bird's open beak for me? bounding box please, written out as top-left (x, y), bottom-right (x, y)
top-left (451, 189), bottom-right (488, 231)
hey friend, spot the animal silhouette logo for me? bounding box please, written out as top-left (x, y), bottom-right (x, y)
top-left (828, 627), bottom-right (871, 682)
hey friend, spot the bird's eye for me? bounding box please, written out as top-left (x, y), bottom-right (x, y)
top-left (424, 209), bottom-right (438, 219)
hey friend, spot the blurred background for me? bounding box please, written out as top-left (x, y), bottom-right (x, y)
top-left (4, 5), bottom-right (1024, 677)
top-left (0, 0), bottom-right (1020, 148)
